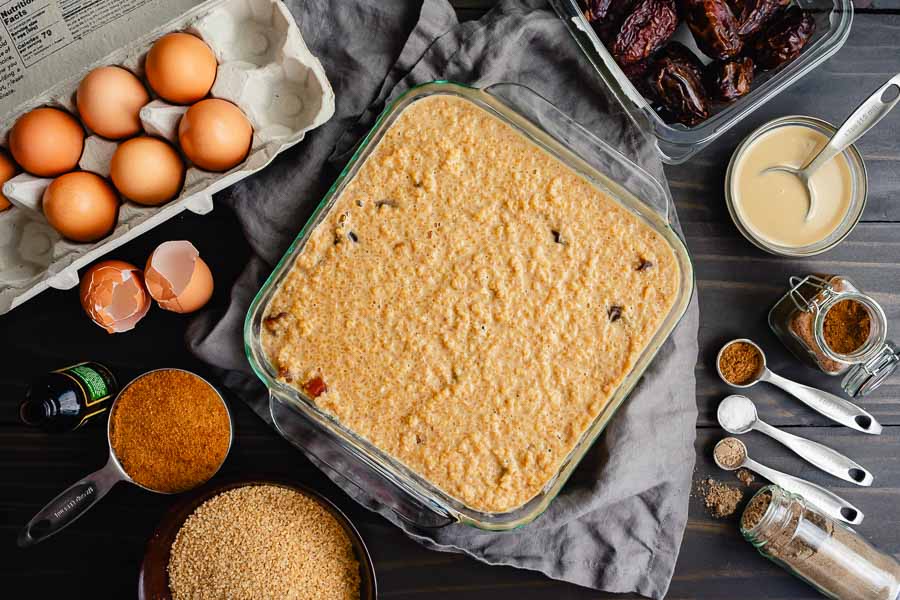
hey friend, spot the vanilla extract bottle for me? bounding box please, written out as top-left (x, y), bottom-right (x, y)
top-left (19, 362), bottom-right (118, 432)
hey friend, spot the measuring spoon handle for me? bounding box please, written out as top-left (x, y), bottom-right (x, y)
top-left (18, 457), bottom-right (123, 548)
top-left (755, 420), bottom-right (874, 486)
top-left (763, 370), bottom-right (882, 435)
top-left (804, 73), bottom-right (900, 176)
top-left (745, 458), bottom-right (864, 526)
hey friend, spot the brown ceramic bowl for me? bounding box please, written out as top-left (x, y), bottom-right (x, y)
top-left (138, 478), bottom-right (377, 599)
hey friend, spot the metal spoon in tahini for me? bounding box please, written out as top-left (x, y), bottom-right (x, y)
top-left (718, 395), bottom-right (873, 486)
top-left (761, 73), bottom-right (900, 222)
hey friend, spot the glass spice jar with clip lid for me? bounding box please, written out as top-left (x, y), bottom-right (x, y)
top-left (769, 274), bottom-right (899, 398)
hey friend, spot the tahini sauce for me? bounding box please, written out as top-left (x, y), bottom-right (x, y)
top-left (732, 125), bottom-right (853, 248)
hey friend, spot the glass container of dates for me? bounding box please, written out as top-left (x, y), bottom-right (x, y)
top-left (769, 274), bottom-right (899, 397)
top-left (549, 0), bottom-right (854, 163)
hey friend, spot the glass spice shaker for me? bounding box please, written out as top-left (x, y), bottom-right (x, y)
top-left (742, 485), bottom-right (900, 600)
top-left (769, 274), bottom-right (899, 397)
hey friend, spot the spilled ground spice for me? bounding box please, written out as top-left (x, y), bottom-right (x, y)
top-left (719, 342), bottom-right (762, 385)
top-left (110, 369), bottom-right (230, 492)
top-left (823, 299), bottom-right (871, 355)
top-left (737, 468), bottom-right (755, 486)
top-left (698, 478), bottom-right (743, 518)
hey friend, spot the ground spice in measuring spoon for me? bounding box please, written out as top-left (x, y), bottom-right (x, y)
top-left (823, 299), bottom-right (871, 355)
top-left (110, 369), bottom-right (231, 493)
top-left (715, 437), bottom-right (748, 470)
top-left (719, 342), bottom-right (763, 385)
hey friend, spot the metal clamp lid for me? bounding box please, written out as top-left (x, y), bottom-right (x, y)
top-left (842, 341), bottom-right (900, 398)
top-left (789, 275), bottom-right (839, 313)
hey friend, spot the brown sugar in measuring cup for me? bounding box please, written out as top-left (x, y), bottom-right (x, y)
top-left (110, 369), bottom-right (231, 493)
top-left (19, 369), bottom-right (232, 547)
top-left (718, 341), bottom-right (763, 386)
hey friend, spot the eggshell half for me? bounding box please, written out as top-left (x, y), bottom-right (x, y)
top-left (79, 260), bottom-right (151, 333)
top-left (144, 240), bottom-right (214, 313)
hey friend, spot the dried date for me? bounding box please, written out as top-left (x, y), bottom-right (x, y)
top-left (705, 57), bottom-right (754, 101)
top-left (735, 0), bottom-right (790, 37)
top-left (611, 0), bottom-right (679, 66)
top-left (647, 42), bottom-right (710, 126)
top-left (752, 7), bottom-right (816, 70)
top-left (584, 0), bottom-right (638, 42)
top-left (680, 0), bottom-right (743, 60)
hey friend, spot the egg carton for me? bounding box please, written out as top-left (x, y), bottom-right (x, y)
top-left (0, 0), bottom-right (334, 314)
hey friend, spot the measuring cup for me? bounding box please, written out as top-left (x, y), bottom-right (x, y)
top-left (716, 338), bottom-right (881, 435)
top-left (18, 368), bottom-right (233, 547)
top-left (713, 437), bottom-right (863, 526)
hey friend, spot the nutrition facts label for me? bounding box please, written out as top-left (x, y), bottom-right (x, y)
top-left (0, 0), bottom-right (152, 99)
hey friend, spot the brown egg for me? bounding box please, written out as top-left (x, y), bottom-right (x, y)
top-left (145, 33), bottom-right (218, 104)
top-left (110, 136), bottom-right (184, 205)
top-left (0, 151), bottom-right (18, 211)
top-left (79, 260), bottom-right (151, 333)
top-left (178, 99), bottom-right (252, 172)
top-left (144, 241), bottom-right (214, 313)
top-left (76, 66), bottom-right (150, 139)
top-left (9, 108), bottom-right (84, 177)
top-left (43, 172), bottom-right (119, 242)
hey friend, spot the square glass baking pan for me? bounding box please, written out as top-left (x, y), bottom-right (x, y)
top-left (549, 0), bottom-right (853, 164)
top-left (244, 81), bottom-right (695, 530)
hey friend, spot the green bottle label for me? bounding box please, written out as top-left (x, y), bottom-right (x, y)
top-left (66, 364), bottom-right (110, 405)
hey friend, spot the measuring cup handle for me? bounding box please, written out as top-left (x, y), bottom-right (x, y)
top-left (18, 458), bottom-right (122, 548)
top-left (764, 371), bottom-right (882, 435)
top-left (804, 73), bottom-right (900, 175)
top-left (757, 421), bottom-right (874, 486)
top-left (748, 459), bottom-right (864, 526)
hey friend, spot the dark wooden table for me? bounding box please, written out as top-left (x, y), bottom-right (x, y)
top-left (3, 1), bottom-right (899, 598)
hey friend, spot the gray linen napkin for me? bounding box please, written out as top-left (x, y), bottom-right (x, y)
top-left (188, 1), bottom-right (700, 598)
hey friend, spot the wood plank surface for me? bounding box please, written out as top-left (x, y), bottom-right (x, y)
top-left (2, 3), bottom-right (899, 599)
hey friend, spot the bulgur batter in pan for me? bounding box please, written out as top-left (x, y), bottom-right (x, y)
top-left (262, 94), bottom-right (679, 513)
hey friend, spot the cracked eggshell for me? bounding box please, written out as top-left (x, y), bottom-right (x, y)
top-left (79, 260), bottom-right (151, 333)
top-left (144, 241), bottom-right (213, 313)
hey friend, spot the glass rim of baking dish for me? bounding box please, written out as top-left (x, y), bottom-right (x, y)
top-left (548, 0), bottom-right (854, 164)
top-left (244, 80), bottom-right (695, 530)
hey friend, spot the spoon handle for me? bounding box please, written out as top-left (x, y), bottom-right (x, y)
top-left (763, 370), bottom-right (882, 435)
top-left (18, 457), bottom-right (123, 547)
top-left (803, 73), bottom-right (900, 177)
top-left (755, 420), bottom-right (874, 486)
top-left (744, 458), bottom-right (864, 526)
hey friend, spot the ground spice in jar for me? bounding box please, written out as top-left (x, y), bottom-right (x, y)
top-left (742, 488), bottom-right (900, 600)
top-left (714, 437), bottom-right (747, 470)
top-left (719, 342), bottom-right (762, 385)
top-left (741, 489), bottom-right (771, 530)
top-left (787, 276), bottom-right (851, 374)
top-left (168, 485), bottom-right (361, 600)
top-left (823, 299), bottom-right (871, 355)
top-left (110, 369), bottom-right (230, 493)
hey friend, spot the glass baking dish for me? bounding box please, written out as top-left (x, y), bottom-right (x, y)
top-left (548, 0), bottom-right (853, 164)
top-left (244, 81), bottom-right (694, 530)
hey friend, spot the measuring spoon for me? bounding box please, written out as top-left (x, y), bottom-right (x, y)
top-left (713, 437), bottom-right (863, 526)
top-left (18, 369), bottom-right (233, 547)
top-left (718, 395), bottom-right (873, 486)
top-left (761, 73), bottom-right (900, 222)
top-left (716, 338), bottom-right (882, 435)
